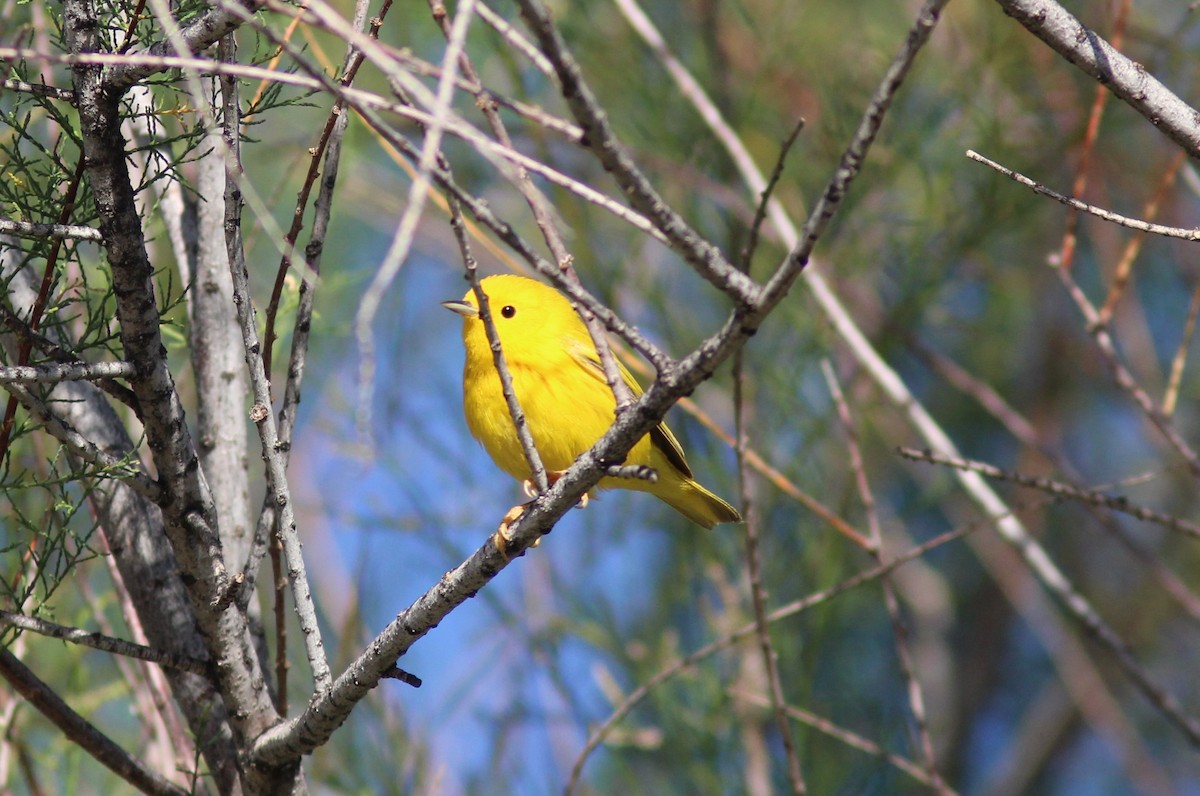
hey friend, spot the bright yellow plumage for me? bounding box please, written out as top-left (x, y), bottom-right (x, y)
top-left (443, 274), bottom-right (741, 529)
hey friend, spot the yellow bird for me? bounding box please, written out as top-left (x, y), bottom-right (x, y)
top-left (443, 274), bottom-right (741, 534)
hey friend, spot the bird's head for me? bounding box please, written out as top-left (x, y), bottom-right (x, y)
top-left (442, 274), bottom-right (587, 365)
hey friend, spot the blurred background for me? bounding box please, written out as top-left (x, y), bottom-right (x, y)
top-left (6, 0), bottom-right (1200, 793)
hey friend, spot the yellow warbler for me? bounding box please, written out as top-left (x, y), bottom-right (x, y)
top-left (443, 274), bottom-right (741, 530)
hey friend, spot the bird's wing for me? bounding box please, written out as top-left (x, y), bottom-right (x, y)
top-left (566, 337), bottom-right (694, 479)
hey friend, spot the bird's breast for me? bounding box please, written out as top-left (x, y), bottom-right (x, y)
top-left (462, 350), bottom-right (646, 478)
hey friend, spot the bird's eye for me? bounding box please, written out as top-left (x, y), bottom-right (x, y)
top-left (500, 305), bottom-right (516, 318)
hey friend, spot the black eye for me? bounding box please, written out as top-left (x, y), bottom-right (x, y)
top-left (500, 305), bottom-right (516, 318)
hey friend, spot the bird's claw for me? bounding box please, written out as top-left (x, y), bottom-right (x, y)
top-left (496, 475), bottom-right (593, 560)
top-left (521, 473), bottom-right (589, 510)
top-left (493, 503), bottom-right (541, 561)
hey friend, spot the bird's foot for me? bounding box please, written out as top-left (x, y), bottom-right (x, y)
top-left (493, 502), bottom-right (542, 561)
top-left (521, 473), bottom-right (589, 510)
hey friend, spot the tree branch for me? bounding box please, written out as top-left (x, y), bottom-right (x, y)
top-left (2, 383), bottom-right (160, 502)
top-left (0, 78), bottom-right (75, 102)
top-left (217, 35), bottom-right (332, 696)
top-left (0, 361), bottom-right (135, 385)
top-left (992, 0), bottom-right (1200, 159)
top-left (106, 0), bottom-right (262, 90)
top-left (0, 611), bottom-right (209, 675)
top-left (2, 260), bottom-right (244, 793)
top-left (513, 0), bottom-right (758, 305)
top-left (0, 217), bottom-right (101, 242)
top-left (0, 649), bottom-right (189, 796)
top-left (63, 2), bottom-right (282, 788)
top-left (966, 149), bottom-right (1200, 240)
top-left (566, 521), bottom-right (980, 792)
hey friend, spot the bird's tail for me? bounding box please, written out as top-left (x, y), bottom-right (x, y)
top-left (659, 478), bottom-right (742, 530)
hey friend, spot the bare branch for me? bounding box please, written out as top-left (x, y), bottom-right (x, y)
top-left (0, 217), bottom-right (101, 242)
top-left (106, 0), bottom-right (262, 90)
top-left (451, 201), bottom-right (550, 495)
top-left (217, 39), bottom-right (332, 696)
top-left (0, 361), bottom-right (135, 384)
top-left (0, 611), bottom-right (209, 675)
top-left (514, 0), bottom-right (758, 304)
top-left (824, 362), bottom-right (947, 793)
top-left (731, 689), bottom-right (956, 793)
top-left (966, 150), bottom-right (1200, 241)
top-left (991, 0), bottom-right (1200, 159)
top-left (0, 78), bottom-right (75, 102)
top-left (899, 447), bottom-right (1200, 540)
top-left (0, 649), bottom-right (190, 796)
top-left (566, 520), bottom-right (981, 792)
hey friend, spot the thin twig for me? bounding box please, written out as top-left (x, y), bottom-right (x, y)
top-left (0, 361), bottom-right (135, 385)
top-left (430, 0), bottom-right (635, 414)
top-left (898, 447), bottom-right (1200, 540)
top-left (966, 150), bottom-right (1200, 241)
top-left (352, 0), bottom-right (477, 449)
top-left (379, 666), bottom-right (423, 688)
top-left (1163, 279), bottom-right (1200, 418)
top-left (823, 361), bottom-right (946, 793)
top-left (515, 0), bottom-right (759, 304)
top-left (1056, 263), bottom-right (1200, 477)
top-left (389, 45), bottom-right (579, 138)
top-left (730, 689), bottom-right (956, 793)
top-left (0, 611), bottom-right (209, 675)
top-left (565, 519), bottom-right (983, 793)
top-left (0, 649), bottom-right (189, 796)
top-left (0, 78), bottom-right (75, 101)
top-left (0, 217), bottom-right (101, 242)
top-left (477, 2), bottom-right (555, 76)
top-left (451, 202), bottom-right (550, 495)
top-left (738, 118), bottom-right (805, 274)
top-left (218, 43), bottom-right (332, 696)
top-left (1099, 150), bottom-right (1185, 322)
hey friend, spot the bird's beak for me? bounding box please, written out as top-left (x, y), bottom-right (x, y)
top-left (441, 299), bottom-right (478, 318)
